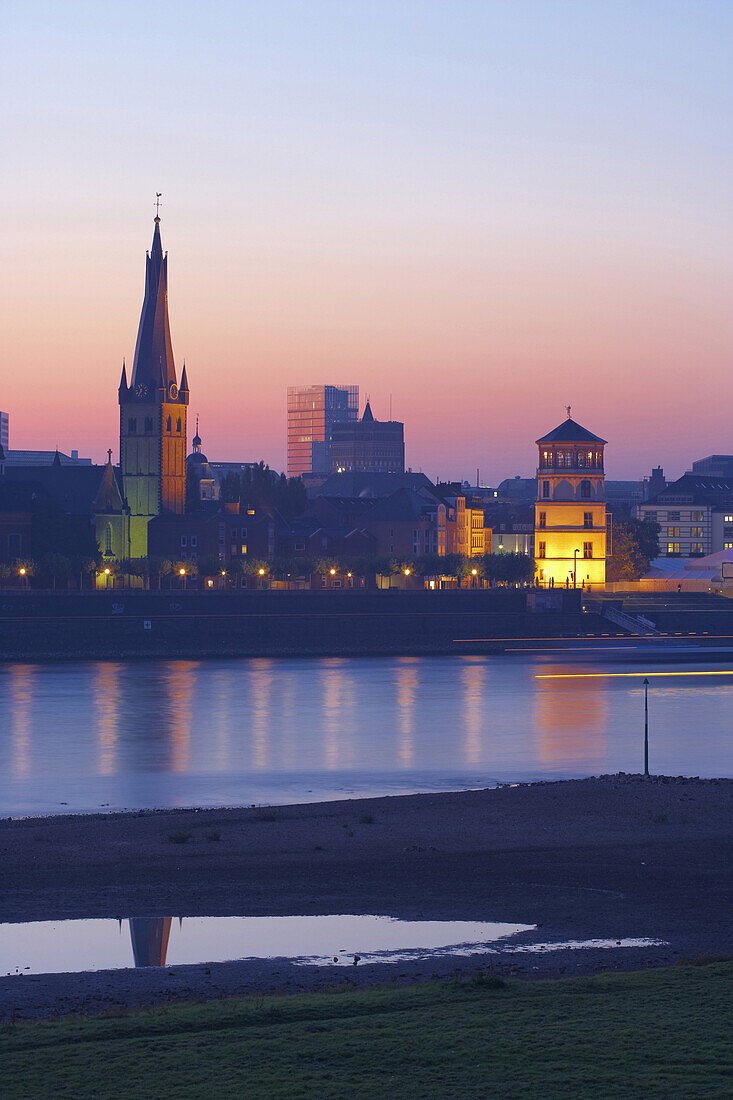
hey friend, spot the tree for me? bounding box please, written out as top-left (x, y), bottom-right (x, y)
top-left (218, 463), bottom-right (307, 521)
top-left (39, 553), bottom-right (72, 590)
top-left (185, 466), bottom-right (202, 513)
top-left (607, 519), bottom-right (660, 581)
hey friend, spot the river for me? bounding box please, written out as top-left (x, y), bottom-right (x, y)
top-left (1, 653), bottom-right (731, 816)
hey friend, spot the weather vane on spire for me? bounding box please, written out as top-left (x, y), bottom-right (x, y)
top-left (566, 404), bottom-right (571, 419)
top-left (155, 192), bottom-right (162, 218)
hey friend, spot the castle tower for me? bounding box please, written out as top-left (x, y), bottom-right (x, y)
top-left (534, 412), bottom-right (608, 589)
top-left (119, 215), bottom-right (189, 558)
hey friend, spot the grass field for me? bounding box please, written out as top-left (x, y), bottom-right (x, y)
top-left (2, 962), bottom-right (732, 1098)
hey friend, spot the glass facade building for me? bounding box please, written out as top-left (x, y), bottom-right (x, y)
top-left (287, 385), bottom-right (359, 477)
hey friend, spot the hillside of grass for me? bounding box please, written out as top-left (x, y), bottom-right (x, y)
top-left (2, 962), bottom-right (732, 1098)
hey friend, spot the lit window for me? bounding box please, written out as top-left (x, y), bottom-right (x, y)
top-left (241, 544), bottom-right (247, 555)
top-left (690, 527), bottom-right (703, 538)
top-left (667, 542), bottom-right (680, 555)
top-left (725, 542), bottom-right (733, 550)
top-left (691, 511), bottom-right (703, 521)
top-left (667, 527), bottom-right (680, 537)
top-left (725, 515), bottom-right (733, 523)
top-left (690, 542), bottom-right (703, 555)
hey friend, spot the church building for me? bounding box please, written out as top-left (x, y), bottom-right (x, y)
top-left (118, 214), bottom-right (189, 558)
top-left (534, 412), bottom-right (608, 588)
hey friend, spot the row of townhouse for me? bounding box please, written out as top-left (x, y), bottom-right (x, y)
top-left (146, 476), bottom-right (525, 569)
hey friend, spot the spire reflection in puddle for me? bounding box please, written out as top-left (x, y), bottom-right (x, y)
top-left (0, 915), bottom-right (665, 978)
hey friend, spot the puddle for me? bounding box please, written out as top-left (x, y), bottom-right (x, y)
top-left (0, 916), bottom-right (665, 977)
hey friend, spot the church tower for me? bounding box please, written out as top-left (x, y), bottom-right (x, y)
top-left (119, 215), bottom-right (189, 558)
top-left (534, 412), bottom-right (608, 589)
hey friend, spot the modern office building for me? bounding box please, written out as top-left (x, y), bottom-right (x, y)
top-left (329, 400), bottom-right (405, 475)
top-left (534, 413), bottom-right (608, 588)
top-left (287, 384), bottom-right (358, 477)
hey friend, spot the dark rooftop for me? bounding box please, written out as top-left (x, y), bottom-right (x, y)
top-left (536, 417), bottom-right (607, 445)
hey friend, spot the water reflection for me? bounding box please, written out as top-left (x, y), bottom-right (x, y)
top-left (1, 654), bottom-right (731, 816)
top-left (321, 658), bottom-right (346, 770)
top-left (0, 914), bottom-right (668, 977)
top-left (461, 657), bottom-right (486, 766)
top-left (396, 658), bottom-right (419, 767)
top-left (165, 661), bottom-right (197, 773)
top-left (129, 917), bottom-right (172, 967)
top-left (533, 663), bottom-right (607, 767)
top-left (9, 664), bottom-right (33, 776)
top-left (95, 663), bottom-right (121, 776)
top-left (249, 659), bottom-right (274, 769)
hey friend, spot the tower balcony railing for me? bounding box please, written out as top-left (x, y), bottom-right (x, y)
top-left (536, 463), bottom-right (604, 475)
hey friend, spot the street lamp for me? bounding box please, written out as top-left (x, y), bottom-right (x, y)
top-left (258, 568), bottom-right (265, 576)
top-left (329, 568), bottom-right (336, 576)
top-left (573, 548), bottom-right (580, 589)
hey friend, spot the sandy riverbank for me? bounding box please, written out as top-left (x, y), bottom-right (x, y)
top-left (1, 775), bottom-right (732, 1019)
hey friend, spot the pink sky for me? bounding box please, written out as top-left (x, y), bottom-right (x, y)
top-left (2, 2), bottom-right (731, 482)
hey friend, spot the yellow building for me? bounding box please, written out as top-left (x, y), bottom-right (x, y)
top-left (534, 413), bottom-right (607, 589)
top-left (455, 496), bottom-right (487, 557)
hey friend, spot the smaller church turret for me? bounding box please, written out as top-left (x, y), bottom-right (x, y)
top-left (534, 411), bottom-right (608, 589)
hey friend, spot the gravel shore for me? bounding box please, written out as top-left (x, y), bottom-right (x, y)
top-left (1, 775), bottom-right (731, 1019)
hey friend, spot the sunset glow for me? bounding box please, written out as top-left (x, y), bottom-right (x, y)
top-left (3, 1), bottom-right (731, 479)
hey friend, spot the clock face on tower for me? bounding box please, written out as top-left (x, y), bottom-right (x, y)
top-left (169, 383), bottom-right (178, 400)
top-left (134, 383), bottom-right (148, 398)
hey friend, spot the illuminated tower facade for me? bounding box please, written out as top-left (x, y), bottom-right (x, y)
top-left (534, 413), bottom-right (607, 588)
top-left (119, 215), bottom-right (189, 558)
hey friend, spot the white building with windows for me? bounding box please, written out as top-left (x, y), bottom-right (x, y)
top-left (638, 474), bottom-right (733, 557)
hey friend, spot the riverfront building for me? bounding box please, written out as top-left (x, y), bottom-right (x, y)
top-left (534, 413), bottom-right (608, 588)
top-left (639, 474), bottom-right (733, 558)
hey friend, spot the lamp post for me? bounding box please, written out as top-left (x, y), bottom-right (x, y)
top-left (179, 567), bottom-right (186, 591)
top-left (104, 566), bottom-right (111, 590)
top-left (573, 548), bottom-right (580, 589)
top-left (643, 677), bottom-right (650, 776)
top-left (471, 567), bottom-right (478, 589)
